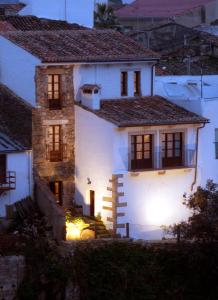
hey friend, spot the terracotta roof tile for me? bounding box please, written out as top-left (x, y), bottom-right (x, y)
top-left (1, 29), bottom-right (159, 63)
top-left (0, 3), bottom-right (25, 15)
top-left (85, 96), bottom-right (208, 127)
top-left (0, 15), bottom-right (86, 31)
top-left (0, 84), bottom-right (32, 149)
top-left (0, 20), bottom-right (15, 31)
top-left (116, 0), bottom-right (214, 18)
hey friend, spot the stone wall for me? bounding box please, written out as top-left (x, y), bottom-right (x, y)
top-left (0, 256), bottom-right (25, 300)
top-left (33, 65), bottom-right (75, 208)
top-left (34, 173), bottom-right (66, 241)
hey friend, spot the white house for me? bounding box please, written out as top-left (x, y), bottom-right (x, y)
top-left (0, 84), bottom-right (32, 218)
top-left (0, 26), bottom-right (211, 239)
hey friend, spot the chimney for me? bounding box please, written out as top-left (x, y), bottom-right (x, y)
top-left (80, 84), bottom-right (101, 110)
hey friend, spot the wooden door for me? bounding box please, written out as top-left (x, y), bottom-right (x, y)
top-left (90, 190), bottom-right (95, 217)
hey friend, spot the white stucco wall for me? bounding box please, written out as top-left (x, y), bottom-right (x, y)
top-left (75, 105), bottom-right (200, 239)
top-left (0, 151), bottom-right (32, 217)
top-left (0, 36), bottom-right (40, 106)
top-left (75, 105), bottom-right (115, 218)
top-left (74, 62), bottom-right (153, 101)
top-left (20, 0), bottom-right (94, 28)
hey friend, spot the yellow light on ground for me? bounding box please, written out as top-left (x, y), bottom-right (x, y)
top-left (66, 218), bottom-right (89, 241)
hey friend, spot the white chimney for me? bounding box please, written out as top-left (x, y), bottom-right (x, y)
top-left (80, 84), bottom-right (101, 110)
top-left (19, 0), bottom-right (94, 28)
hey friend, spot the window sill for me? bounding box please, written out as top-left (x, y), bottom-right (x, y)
top-left (129, 165), bottom-right (195, 173)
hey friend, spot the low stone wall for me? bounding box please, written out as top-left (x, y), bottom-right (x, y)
top-left (0, 256), bottom-right (25, 300)
top-left (34, 174), bottom-right (66, 241)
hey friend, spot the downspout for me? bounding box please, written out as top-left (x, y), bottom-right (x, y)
top-left (151, 64), bottom-right (155, 96)
top-left (27, 150), bottom-right (32, 197)
top-left (191, 123), bottom-right (206, 191)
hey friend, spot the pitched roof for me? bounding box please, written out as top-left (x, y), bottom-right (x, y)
top-left (83, 96), bottom-right (208, 127)
top-left (0, 133), bottom-right (25, 153)
top-left (116, 0), bottom-right (214, 18)
top-left (0, 84), bottom-right (32, 150)
top-left (0, 3), bottom-right (25, 15)
top-left (1, 29), bottom-right (159, 63)
top-left (0, 15), bottom-right (86, 31)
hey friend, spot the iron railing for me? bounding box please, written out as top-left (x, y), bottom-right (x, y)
top-left (46, 144), bottom-right (67, 162)
top-left (129, 148), bottom-right (196, 172)
top-left (0, 171), bottom-right (16, 191)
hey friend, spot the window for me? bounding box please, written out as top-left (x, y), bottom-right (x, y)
top-left (121, 71), bottom-right (128, 96)
top-left (47, 74), bottom-right (61, 110)
top-left (215, 129), bottom-right (218, 159)
top-left (0, 154), bottom-right (6, 183)
top-left (134, 71), bottom-right (141, 96)
top-left (131, 134), bottom-right (153, 170)
top-left (162, 132), bottom-right (183, 168)
top-left (47, 125), bottom-right (62, 162)
top-left (49, 181), bottom-right (63, 206)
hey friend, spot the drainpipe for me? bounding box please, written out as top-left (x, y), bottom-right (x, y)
top-left (191, 123), bottom-right (206, 191)
top-left (27, 150), bottom-right (32, 197)
top-left (151, 63), bottom-right (155, 96)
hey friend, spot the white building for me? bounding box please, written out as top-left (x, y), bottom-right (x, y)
top-left (0, 84), bottom-right (32, 218)
top-left (0, 26), bottom-right (215, 240)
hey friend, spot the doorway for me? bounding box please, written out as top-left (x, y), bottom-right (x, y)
top-left (90, 190), bottom-right (95, 217)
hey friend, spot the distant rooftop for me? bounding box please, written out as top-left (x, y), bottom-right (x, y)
top-left (116, 0), bottom-right (214, 18)
top-left (0, 15), bottom-right (87, 31)
top-left (80, 96), bottom-right (208, 127)
top-left (0, 3), bottom-right (24, 14)
top-left (1, 29), bottom-right (159, 63)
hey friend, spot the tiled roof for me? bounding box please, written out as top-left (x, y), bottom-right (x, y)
top-left (0, 15), bottom-right (86, 31)
top-left (85, 96), bottom-right (208, 127)
top-left (0, 3), bottom-right (25, 15)
top-left (0, 20), bottom-right (15, 31)
top-left (1, 29), bottom-right (159, 63)
top-left (116, 0), bottom-right (214, 18)
top-left (0, 84), bottom-right (32, 150)
top-left (0, 133), bottom-right (25, 153)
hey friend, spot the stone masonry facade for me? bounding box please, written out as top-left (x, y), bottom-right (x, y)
top-left (33, 65), bottom-right (75, 208)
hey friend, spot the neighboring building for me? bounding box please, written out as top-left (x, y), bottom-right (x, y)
top-left (128, 23), bottom-right (218, 76)
top-left (0, 84), bottom-right (32, 218)
top-left (155, 75), bottom-right (218, 186)
top-left (115, 0), bottom-right (218, 30)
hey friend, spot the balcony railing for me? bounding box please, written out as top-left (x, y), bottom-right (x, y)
top-left (129, 148), bottom-right (196, 172)
top-left (46, 144), bottom-right (67, 162)
top-left (48, 99), bottom-right (62, 110)
top-left (0, 171), bottom-right (16, 191)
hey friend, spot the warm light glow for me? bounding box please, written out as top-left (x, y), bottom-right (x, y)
top-left (66, 218), bottom-right (89, 241)
top-left (145, 197), bottom-right (174, 226)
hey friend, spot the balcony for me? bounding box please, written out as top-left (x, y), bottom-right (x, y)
top-left (129, 148), bottom-right (196, 172)
top-left (0, 171), bottom-right (16, 193)
top-left (46, 144), bottom-right (67, 162)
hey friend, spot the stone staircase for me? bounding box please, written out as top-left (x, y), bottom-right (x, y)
top-left (82, 216), bottom-right (113, 239)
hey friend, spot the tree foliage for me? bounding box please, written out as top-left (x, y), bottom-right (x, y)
top-left (94, 3), bottom-right (119, 29)
top-left (166, 180), bottom-right (218, 242)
